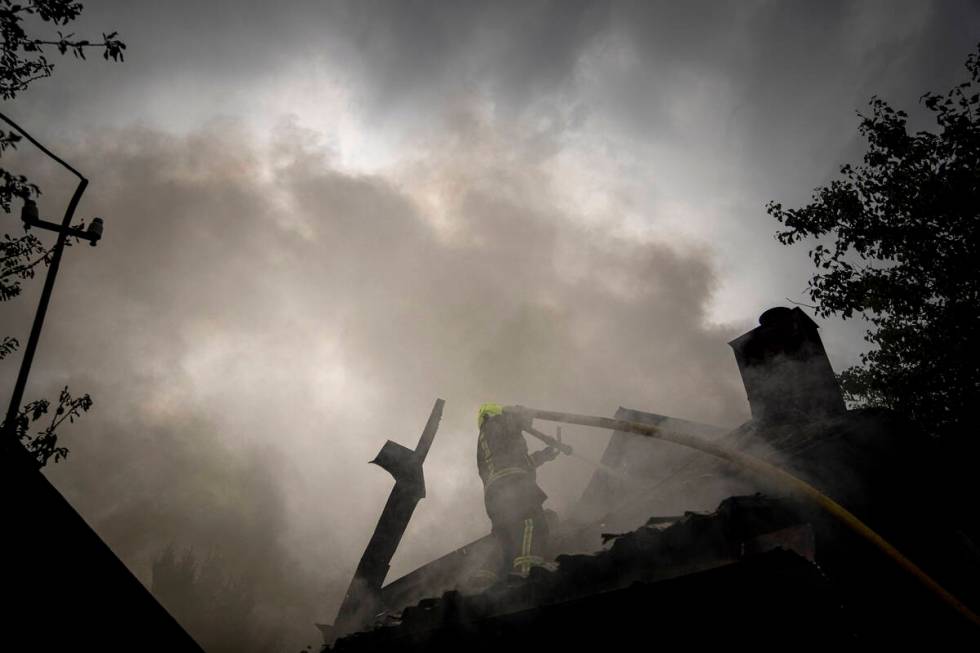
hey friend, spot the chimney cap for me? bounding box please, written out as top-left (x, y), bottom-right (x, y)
top-left (758, 306), bottom-right (793, 327)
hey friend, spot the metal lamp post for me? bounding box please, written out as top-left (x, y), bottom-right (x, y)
top-left (0, 112), bottom-right (104, 463)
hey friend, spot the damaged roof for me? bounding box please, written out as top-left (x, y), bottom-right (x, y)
top-left (331, 494), bottom-right (850, 650)
top-left (326, 307), bottom-right (979, 648)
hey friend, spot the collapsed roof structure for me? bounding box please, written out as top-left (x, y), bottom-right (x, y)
top-left (324, 306), bottom-right (979, 648)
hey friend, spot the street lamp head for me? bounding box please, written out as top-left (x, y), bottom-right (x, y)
top-left (20, 198), bottom-right (38, 226)
top-left (86, 217), bottom-right (104, 246)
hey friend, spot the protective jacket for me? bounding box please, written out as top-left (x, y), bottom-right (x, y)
top-left (476, 406), bottom-right (553, 578)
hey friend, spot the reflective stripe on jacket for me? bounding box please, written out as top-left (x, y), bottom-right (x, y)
top-left (477, 413), bottom-right (536, 490)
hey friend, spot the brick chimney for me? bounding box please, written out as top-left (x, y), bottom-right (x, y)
top-left (729, 307), bottom-right (846, 424)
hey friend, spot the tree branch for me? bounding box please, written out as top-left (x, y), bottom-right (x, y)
top-left (0, 247), bottom-right (53, 281)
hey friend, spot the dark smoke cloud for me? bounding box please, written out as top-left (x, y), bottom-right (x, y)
top-left (3, 1), bottom-right (977, 649)
top-left (3, 107), bottom-right (747, 646)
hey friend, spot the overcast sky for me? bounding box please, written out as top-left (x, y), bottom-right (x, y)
top-left (3, 1), bottom-right (978, 648)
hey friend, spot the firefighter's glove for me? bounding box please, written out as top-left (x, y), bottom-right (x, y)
top-left (532, 446), bottom-right (561, 467)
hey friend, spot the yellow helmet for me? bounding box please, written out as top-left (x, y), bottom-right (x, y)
top-left (477, 403), bottom-right (504, 429)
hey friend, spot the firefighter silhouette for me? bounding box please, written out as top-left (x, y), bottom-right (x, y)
top-left (473, 403), bottom-right (559, 586)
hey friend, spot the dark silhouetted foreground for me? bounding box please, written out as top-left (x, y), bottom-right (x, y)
top-left (2, 439), bottom-right (203, 651)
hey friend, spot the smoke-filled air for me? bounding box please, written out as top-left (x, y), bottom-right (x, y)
top-left (2, 1), bottom-right (977, 651)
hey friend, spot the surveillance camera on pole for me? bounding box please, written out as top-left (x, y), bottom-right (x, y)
top-left (20, 198), bottom-right (105, 246)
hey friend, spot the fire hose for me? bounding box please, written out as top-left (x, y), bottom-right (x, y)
top-left (504, 405), bottom-right (979, 626)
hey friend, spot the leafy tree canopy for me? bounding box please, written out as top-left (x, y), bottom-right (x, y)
top-left (768, 44), bottom-right (980, 441)
top-left (1, 0), bottom-right (125, 101)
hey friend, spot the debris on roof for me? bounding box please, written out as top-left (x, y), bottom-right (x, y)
top-left (330, 494), bottom-right (847, 650)
top-left (324, 306), bottom-right (980, 648)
